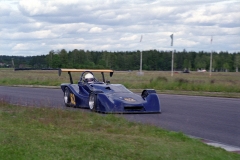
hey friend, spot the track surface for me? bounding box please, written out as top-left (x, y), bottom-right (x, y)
top-left (1, 86), bottom-right (240, 147)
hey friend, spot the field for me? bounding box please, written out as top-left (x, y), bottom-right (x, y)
top-left (0, 101), bottom-right (239, 159)
top-left (1, 68), bottom-right (240, 159)
top-left (0, 68), bottom-right (240, 97)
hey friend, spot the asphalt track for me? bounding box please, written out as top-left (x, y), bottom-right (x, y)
top-left (0, 86), bottom-right (240, 147)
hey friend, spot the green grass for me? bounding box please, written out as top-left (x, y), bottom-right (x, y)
top-left (140, 76), bottom-right (240, 93)
top-left (0, 69), bottom-right (240, 94)
top-left (107, 71), bottom-right (240, 94)
top-left (0, 102), bottom-right (239, 160)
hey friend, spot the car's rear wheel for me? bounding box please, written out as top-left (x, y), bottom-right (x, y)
top-left (89, 93), bottom-right (97, 111)
top-left (64, 87), bottom-right (71, 107)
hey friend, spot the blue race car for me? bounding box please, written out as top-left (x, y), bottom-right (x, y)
top-left (59, 69), bottom-right (161, 113)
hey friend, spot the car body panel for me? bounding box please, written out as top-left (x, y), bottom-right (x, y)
top-left (59, 68), bottom-right (161, 113)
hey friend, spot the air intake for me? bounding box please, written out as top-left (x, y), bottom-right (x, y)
top-left (124, 106), bottom-right (143, 111)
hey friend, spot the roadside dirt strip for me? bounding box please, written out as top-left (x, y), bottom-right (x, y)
top-left (188, 135), bottom-right (240, 154)
top-left (202, 141), bottom-right (240, 154)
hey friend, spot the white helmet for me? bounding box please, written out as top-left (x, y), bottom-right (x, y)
top-left (85, 73), bottom-right (94, 83)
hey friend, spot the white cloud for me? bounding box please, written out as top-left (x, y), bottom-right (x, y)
top-left (18, 0), bottom-right (58, 16)
top-left (89, 27), bottom-right (103, 33)
top-left (0, 30), bottom-right (58, 40)
top-left (120, 35), bottom-right (139, 41)
top-left (12, 43), bottom-right (32, 50)
top-left (99, 11), bottom-right (116, 19)
top-left (77, 28), bottom-right (89, 33)
top-left (0, 0), bottom-right (239, 56)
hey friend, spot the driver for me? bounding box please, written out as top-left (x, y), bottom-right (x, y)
top-left (85, 73), bottom-right (94, 83)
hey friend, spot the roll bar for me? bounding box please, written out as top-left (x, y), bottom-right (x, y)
top-left (58, 68), bottom-right (114, 84)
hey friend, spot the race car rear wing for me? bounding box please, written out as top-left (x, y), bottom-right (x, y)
top-left (58, 68), bottom-right (114, 84)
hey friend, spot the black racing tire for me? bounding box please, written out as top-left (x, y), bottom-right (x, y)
top-left (64, 87), bottom-right (71, 107)
top-left (89, 93), bottom-right (97, 112)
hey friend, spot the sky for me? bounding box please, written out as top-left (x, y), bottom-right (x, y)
top-left (0, 0), bottom-right (239, 56)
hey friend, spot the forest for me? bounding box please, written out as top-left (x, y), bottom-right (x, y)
top-left (1, 49), bottom-right (240, 72)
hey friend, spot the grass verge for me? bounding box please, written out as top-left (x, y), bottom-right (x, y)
top-left (1, 70), bottom-right (240, 96)
top-left (0, 102), bottom-right (239, 160)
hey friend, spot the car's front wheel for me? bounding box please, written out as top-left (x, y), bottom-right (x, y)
top-left (64, 87), bottom-right (71, 107)
top-left (89, 93), bottom-right (97, 111)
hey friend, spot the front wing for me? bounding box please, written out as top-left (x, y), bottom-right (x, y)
top-left (92, 92), bottom-right (161, 113)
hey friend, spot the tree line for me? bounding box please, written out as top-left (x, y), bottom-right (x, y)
top-left (1, 49), bottom-right (240, 72)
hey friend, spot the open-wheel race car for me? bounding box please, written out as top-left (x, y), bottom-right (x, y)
top-left (59, 69), bottom-right (161, 113)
